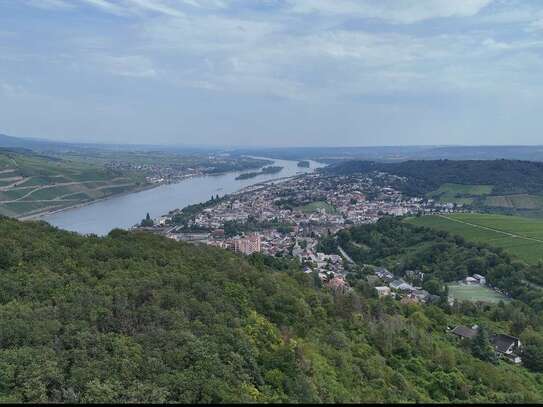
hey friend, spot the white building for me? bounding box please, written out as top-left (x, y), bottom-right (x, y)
top-left (375, 286), bottom-right (391, 298)
top-left (464, 276), bottom-right (478, 285)
top-left (234, 233), bottom-right (261, 255)
top-left (472, 274), bottom-right (486, 285)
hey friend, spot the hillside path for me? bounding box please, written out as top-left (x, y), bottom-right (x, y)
top-left (338, 245), bottom-right (355, 264)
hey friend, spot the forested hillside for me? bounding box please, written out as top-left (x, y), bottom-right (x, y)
top-left (324, 159), bottom-right (543, 195)
top-left (320, 218), bottom-right (543, 310)
top-left (324, 159), bottom-right (543, 215)
top-left (1, 217), bottom-right (543, 403)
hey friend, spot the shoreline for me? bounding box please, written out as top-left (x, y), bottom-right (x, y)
top-left (17, 167), bottom-right (273, 222)
top-left (18, 182), bottom-right (161, 222)
top-left (18, 159), bottom-right (325, 231)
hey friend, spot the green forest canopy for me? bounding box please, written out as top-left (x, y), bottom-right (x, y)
top-left (1, 216), bottom-right (543, 403)
top-left (324, 159), bottom-right (543, 197)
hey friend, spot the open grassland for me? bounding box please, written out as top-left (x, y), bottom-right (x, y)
top-left (407, 213), bottom-right (543, 264)
top-left (447, 283), bottom-right (510, 304)
top-left (299, 201), bottom-right (337, 214)
top-left (0, 151), bottom-right (146, 218)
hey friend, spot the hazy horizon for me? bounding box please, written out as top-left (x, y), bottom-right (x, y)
top-left (2, 0), bottom-right (543, 146)
top-left (6, 132), bottom-right (543, 149)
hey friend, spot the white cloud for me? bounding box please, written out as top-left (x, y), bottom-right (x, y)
top-left (11, 0), bottom-right (543, 103)
top-left (89, 54), bottom-right (158, 78)
top-left (24, 0), bottom-right (75, 10)
top-left (80, 0), bottom-right (127, 15)
top-left (75, 0), bottom-right (222, 17)
top-left (286, 0), bottom-right (494, 23)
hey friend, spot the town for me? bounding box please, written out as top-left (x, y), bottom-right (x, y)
top-left (136, 170), bottom-right (466, 288)
top-left (137, 168), bottom-right (526, 366)
top-left (105, 154), bottom-right (272, 184)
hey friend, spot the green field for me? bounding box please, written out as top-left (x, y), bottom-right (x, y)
top-left (485, 194), bottom-right (543, 210)
top-left (407, 213), bottom-right (543, 264)
top-left (299, 201), bottom-right (337, 214)
top-left (0, 151), bottom-right (146, 218)
top-left (427, 183), bottom-right (493, 205)
top-left (447, 283), bottom-right (509, 304)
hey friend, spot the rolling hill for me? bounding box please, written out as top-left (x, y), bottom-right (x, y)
top-left (0, 149), bottom-right (146, 218)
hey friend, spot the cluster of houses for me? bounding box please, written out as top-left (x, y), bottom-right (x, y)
top-left (373, 267), bottom-right (440, 305)
top-left (301, 250), bottom-right (346, 283)
top-left (373, 267), bottom-right (524, 366)
top-left (450, 325), bottom-right (522, 364)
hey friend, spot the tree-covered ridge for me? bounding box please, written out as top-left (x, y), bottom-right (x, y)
top-left (1, 217), bottom-right (543, 403)
top-left (324, 159), bottom-right (543, 196)
top-left (323, 217), bottom-right (543, 311)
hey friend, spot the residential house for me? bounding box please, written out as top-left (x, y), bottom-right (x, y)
top-left (411, 289), bottom-right (430, 303)
top-left (451, 325), bottom-right (479, 340)
top-left (375, 286), bottom-right (391, 298)
top-left (472, 274), bottom-right (486, 285)
top-left (401, 296), bottom-right (419, 305)
top-left (490, 334), bottom-right (522, 364)
top-left (375, 267), bottom-right (394, 282)
top-left (390, 279), bottom-right (414, 292)
top-left (405, 269), bottom-right (425, 283)
top-left (464, 276), bottom-right (478, 285)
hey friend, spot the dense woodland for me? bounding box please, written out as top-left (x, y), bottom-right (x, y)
top-left (324, 159), bottom-right (543, 196)
top-left (1, 216), bottom-right (543, 403)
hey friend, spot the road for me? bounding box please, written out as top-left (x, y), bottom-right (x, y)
top-left (338, 245), bottom-right (355, 264)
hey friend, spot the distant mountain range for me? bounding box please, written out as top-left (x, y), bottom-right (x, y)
top-left (0, 134), bottom-right (220, 155)
top-left (232, 145), bottom-right (543, 162)
top-left (0, 133), bottom-right (71, 151)
top-left (3, 133), bottom-right (543, 162)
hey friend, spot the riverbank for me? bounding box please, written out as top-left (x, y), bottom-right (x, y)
top-left (19, 181), bottom-right (160, 221)
top-left (19, 166), bottom-right (259, 221)
top-left (17, 158), bottom-right (274, 222)
top-left (39, 158), bottom-right (327, 235)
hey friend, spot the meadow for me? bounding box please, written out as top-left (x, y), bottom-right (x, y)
top-left (447, 283), bottom-right (510, 304)
top-left (407, 213), bottom-right (543, 265)
top-left (299, 201), bottom-right (337, 214)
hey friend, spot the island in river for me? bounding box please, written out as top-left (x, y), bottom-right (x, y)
top-left (235, 165), bottom-right (284, 180)
top-left (0, 148), bottom-right (271, 219)
top-left (39, 158), bottom-right (325, 235)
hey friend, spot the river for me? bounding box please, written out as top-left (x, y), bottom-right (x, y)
top-left (40, 158), bottom-right (326, 235)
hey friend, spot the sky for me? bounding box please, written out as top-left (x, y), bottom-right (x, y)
top-left (1, 0), bottom-right (543, 147)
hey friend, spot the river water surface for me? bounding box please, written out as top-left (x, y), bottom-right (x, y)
top-left (41, 158), bottom-right (325, 235)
